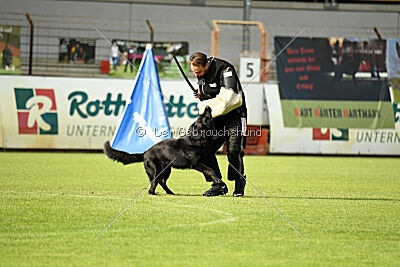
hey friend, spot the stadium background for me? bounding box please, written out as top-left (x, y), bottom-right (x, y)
top-left (1, 1), bottom-right (400, 266)
top-left (1, 0), bottom-right (398, 78)
top-left (1, 0), bottom-right (399, 155)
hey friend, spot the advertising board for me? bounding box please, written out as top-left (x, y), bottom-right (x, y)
top-left (0, 76), bottom-right (267, 149)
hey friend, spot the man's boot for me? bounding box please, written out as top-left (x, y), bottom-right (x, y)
top-left (233, 176), bottom-right (246, 197)
top-left (203, 182), bottom-right (228, 197)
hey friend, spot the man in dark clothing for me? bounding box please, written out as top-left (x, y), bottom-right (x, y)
top-left (190, 52), bottom-right (247, 197)
top-left (2, 45), bottom-right (13, 69)
top-left (124, 45), bottom-right (135, 73)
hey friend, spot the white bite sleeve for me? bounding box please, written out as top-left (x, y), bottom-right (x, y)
top-left (198, 88), bottom-right (243, 118)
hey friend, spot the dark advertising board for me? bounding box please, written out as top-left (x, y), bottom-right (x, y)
top-left (59, 38), bottom-right (96, 64)
top-left (109, 40), bottom-right (189, 78)
top-left (275, 36), bottom-right (393, 129)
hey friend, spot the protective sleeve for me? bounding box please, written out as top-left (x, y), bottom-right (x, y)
top-left (198, 87), bottom-right (243, 118)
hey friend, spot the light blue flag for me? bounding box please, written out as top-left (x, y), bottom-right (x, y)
top-left (111, 44), bottom-right (171, 153)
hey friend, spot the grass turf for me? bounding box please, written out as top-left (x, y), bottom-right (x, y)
top-left (1, 152), bottom-right (399, 266)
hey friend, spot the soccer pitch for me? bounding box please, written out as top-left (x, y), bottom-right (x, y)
top-left (1, 152), bottom-right (399, 266)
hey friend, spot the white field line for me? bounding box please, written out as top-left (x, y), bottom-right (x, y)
top-left (2, 191), bottom-right (237, 227)
top-left (2, 190), bottom-right (132, 201)
top-left (169, 203), bottom-right (237, 227)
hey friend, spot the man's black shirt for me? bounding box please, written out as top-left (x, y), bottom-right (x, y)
top-left (196, 57), bottom-right (247, 122)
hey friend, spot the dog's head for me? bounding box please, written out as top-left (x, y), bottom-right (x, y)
top-left (188, 106), bottom-right (215, 146)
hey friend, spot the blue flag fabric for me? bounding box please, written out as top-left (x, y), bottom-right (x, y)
top-left (111, 45), bottom-right (171, 153)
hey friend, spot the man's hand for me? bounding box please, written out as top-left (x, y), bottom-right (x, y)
top-left (193, 88), bottom-right (200, 98)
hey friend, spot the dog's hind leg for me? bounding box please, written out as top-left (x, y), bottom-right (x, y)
top-left (145, 160), bottom-right (160, 195)
top-left (159, 166), bottom-right (174, 195)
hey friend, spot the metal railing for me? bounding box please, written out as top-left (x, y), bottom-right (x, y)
top-left (0, 10), bottom-right (397, 80)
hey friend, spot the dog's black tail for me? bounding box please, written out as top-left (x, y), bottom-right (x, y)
top-left (104, 141), bottom-right (144, 165)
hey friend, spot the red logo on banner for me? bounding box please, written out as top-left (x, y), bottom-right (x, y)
top-left (14, 88), bottom-right (58, 135)
top-left (313, 128), bottom-right (349, 141)
top-left (314, 108), bottom-right (320, 118)
top-left (343, 109), bottom-right (349, 118)
top-left (294, 108), bottom-right (300, 117)
top-left (35, 89), bottom-right (57, 110)
top-left (312, 128), bottom-right (330, 140)
top-left (17, 112), bottom-right (38, 134)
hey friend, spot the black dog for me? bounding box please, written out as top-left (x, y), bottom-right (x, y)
top-left (104, 106), bottom-right (225, 195)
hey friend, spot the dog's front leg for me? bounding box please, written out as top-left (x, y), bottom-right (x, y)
top-left (148, 181), bottom-right (159, 195)
top-left (193, 163), bottom-right (223, 184)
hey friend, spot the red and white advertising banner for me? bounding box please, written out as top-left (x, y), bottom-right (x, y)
top-left (0, 76), bottom-right (266, 149)
top-left (266, 83), bottom-right (400, 155)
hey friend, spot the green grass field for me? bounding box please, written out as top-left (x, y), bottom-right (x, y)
top-left (1, 153), bottom-right (399, 266)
